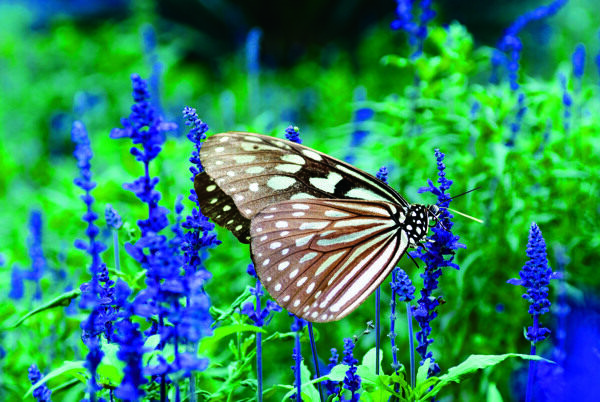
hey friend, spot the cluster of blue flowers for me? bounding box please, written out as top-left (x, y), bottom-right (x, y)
top-left (390, 0), bottom-right (436, 57)
top-left (28, 364), bottom-right (52, 402)
top-left (389, 268), bottom-right (415, 371)
top-left (285, 125), bottom-right (302, 144)
top-left (341, 338), bottom-right (361, 402)
top-left (107, 75), bottom-right (218, 400)
top-left (242, 264), bottom-right (282, 327)
top-left (409, 149), bottom-right (464, 376)
top-left (491, 0), bottom-right (567, 89)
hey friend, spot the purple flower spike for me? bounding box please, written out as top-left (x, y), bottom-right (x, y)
top-left (409, 149), bottom-right (464, 377)
top-left (28, 364), bottom-right (52, 402)
top-left (323, 348), bottom-right (340, 396)
top-left (508, 223), bottom-right (560, 344)
top-left (341, 338), bottom-right (361, 402)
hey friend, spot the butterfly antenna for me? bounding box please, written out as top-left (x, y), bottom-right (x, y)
top-left (448, 186), bottom-right (481, 201)
top-left (447, 208), bottom-right (484, 223)
top-left (408, 252), bottom-right (421, 269)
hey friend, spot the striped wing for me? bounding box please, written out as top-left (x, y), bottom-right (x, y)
top-left (195, 132), bottom-right (408, 241)
top-left (249, 199), bottom-right (412, 323)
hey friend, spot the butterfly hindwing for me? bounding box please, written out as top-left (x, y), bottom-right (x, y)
top-left (249, 199), bottom-right (415, 322)
top-left (199, 132), bottom-right (408, 233)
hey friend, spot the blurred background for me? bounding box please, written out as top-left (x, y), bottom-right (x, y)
top-left (1, 0), bottom-right (599, 400)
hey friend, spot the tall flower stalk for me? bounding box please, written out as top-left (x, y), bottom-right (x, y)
top-left (71, 120), bottom-right (109, 401)
top-left (390, 267), bottom-right (416, 389)
top-left (183, 106), bottom-right (220, 401)
top-left (242, 264), bottom-right (282, 402)
top-left (291, 315), bottom-right (307, 401)
top-left (409, 149), bottom-right (464, 377)
top-left (508, 223), bottom-right (560, 402)
top-left (110, 73), bottom-right (174, 400)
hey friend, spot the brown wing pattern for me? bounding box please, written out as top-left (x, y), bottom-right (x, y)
top-left (249, 199), bottom-right (410, 322)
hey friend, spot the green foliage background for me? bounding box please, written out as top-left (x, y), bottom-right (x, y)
top-left (0, 0), bottom-right (599, 400)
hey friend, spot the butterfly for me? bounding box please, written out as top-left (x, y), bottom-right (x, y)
top-left (194, 132), bottom-right (439, 322)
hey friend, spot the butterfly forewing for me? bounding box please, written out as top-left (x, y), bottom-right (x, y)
top-left (197, 132), bottom-right (408, 234)
top-left (250, 199), bottom-right (413, 322)
top-left (194, 171), bottom-right (251, 243)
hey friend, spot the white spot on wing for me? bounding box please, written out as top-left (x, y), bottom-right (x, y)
top-left (306, 283), bottom-right (315, 293)
top-left (309, 172), bottom-right (343, 194)
top-left (345, 188), bottom-right (388, 202)
top-left (281, 154), bottom-right (305, 165)
top-left (292, 204), bottom-right (310, 210)
top-left (299, 221), bottom-right (329, 230)
top-left (267, 176), bottom-right (296, 190)
top-left (233, 155), bottom-right (256, 164)
top-left (249, 183), bottom-right (259, 192)
top-left (297, 277), bottom-right (308, 286)
top-left (290, 193), bottom-right (316, 200)
top-left (215, 147), bottom-right (225, 152)
top-left (274, 283), bottom-right (282, 291)
top-left (301, 149), bottom-right (323, 161)
top-left (275, 164), bottom-right (302, 174)
top-left (275, 221), bottom-right (288, 228)
top-left (270, 241), bottom-right (282, 249)
top-left (206, 184), bottom-right (216, 192)
top-left (300, 252), bottom-right (318, 263)
top-left (278, 261), bottom-right (290, 271)
top-left (292, 212), bottom-right (305, 217)
top-left (295, 234), bottom-right (314, 247)
top-left (325, 210), bottom-right (350, 218)
top-left (246, 166), bottom-right (265, 174)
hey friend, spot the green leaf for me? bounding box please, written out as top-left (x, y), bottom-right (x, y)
top-left (327, 364), bottom-right (349, 382)
top-left (487, 382), bottom-right (503, 402)
top-left (415, 358), bottom-right (432, 387)
top-left (23, 360), bottom-right (87, 398)
top-left (421, 354), bottom-right (549, 399)
top-left (199, 324), bottom-right (265, 353)
top-left (97, 341), bottom-right (125, 387)
top-left (360, 347), bottom-right (382, 375)
top-left (5, 288), bottom-right (81, 329)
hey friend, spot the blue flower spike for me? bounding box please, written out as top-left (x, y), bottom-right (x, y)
top-left (508, 222), bottom-right (561, 402)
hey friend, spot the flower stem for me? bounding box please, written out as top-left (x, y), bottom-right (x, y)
top-left (525, 315), bottom-right (539, 402)
top-left (112, 230), bottom-right (120, 272)
top-left (295, 331), bottom-right (302, 401)
top-left (406, 304), bottom-right (415, 389)
top-left (307, 323), bottom-right (324, 402)
top-left (256, 280), bottom-right (263, 402)
top-left (375, 286), bottom-right (381, 375)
